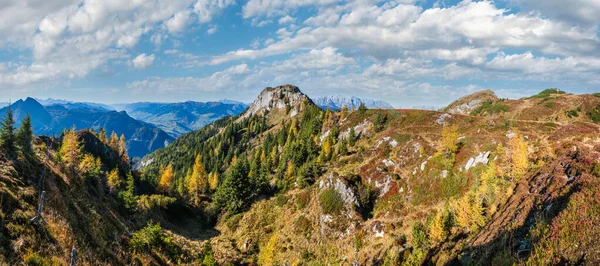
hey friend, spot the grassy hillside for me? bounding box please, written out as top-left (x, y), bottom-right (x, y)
top-left (3, 86), bottom-right (600, 265)
top-left (134, 86), bottom-right (600, 265)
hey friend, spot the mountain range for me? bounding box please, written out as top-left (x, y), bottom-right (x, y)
top-left (0, 98), bottom-right (173, 158)
top-left (2, 85), bottom-right (600, 265)
top-left (313, 95), bottom-right (393, 110)
top-left (112, 101), bottom-right (248, 137)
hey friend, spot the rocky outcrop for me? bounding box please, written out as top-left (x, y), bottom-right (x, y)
top-left (239, 84), bottom-right (313, 119)
top-left (441, 89), bottom-right (499, 115)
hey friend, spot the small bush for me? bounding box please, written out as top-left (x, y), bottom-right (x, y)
top-left (587, 104), bottom-right (600, 123)
top-left (544, 101), bottom-right (556, 108)
top-left (130, 221), bottom-right (164, 253)
top-left (275, 194), bottom-right (288, 207)
top-left (565, 109), bottom-right (579, 118)
top-left (319, 188), bottom-right (344, 214)
top-left (137, 194), bottom-right (176, 211)
top-left (296, 191), bottom-right (310, 209)
top-left (529, 88), bottom-right (566, 99)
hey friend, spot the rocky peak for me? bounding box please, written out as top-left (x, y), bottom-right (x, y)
top-left (240, 84), bottom-right (313, 119)
top-left (441, 89), bottom-right (499, 115)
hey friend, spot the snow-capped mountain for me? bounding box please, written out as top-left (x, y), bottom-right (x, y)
top-left (313, 96), bottom-right (393, 110)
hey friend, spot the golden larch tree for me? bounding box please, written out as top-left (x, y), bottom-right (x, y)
top-left (107, 167), bottom-right (122, 191)
top-left (429, 212), bottom-right (446, 244)
top-left (118, 134), bottom-right (127, 156)
top-left (158, 164), bottom-right (174, 194)
top-left (60, 129), bottom-right (82, 170)
top-left (440, 124), bottom-right (459, 153)
top-left (190, 154), bottom-right (207, 194)
top-left (208, 172), bottom-right (219, 191)
top-left (109, 131), bottom-right (119, 152)
top-left (511, 132), bottom-right (528, 180)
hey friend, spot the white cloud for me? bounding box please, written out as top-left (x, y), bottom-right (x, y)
top-left (212, 1), bottom-right (600, 65)
top-left (279, 15), bottom-right (294, 24)
top-left (207, 25), bottom-right (218, 35)
top-left (132, 53), bottom-right (156, 69)
top-left (242, 0), bottom-right (339, 18)
top-left (166, 11), bottom-right (191, 33)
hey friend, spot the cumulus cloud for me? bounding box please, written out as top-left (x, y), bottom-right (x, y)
top-left (213, 1), bottom-right (600, 65)
top-left (132, 53), bottom-right (156, 69)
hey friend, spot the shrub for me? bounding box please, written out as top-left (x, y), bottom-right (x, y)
top-left (199, 241), bottom-right (217, 266)
top-left (137, 194), bottom-right (176, 211)
top-left (296, 191), bottom-right (310, 209)
top-left (544, 101), bottom-right (555, 108)
top-left (275, 194), bottom-right (288, 207)
top-left (319, 188), bottom-right (344, 214)
top-left (587, 104), bottom-right (600, 123)
top-left (565, 109), bottom-right (579, 118)
top-left (130, 221), bottom-right (164, 252)
top-left (529, 88), bottom-right (566, 99)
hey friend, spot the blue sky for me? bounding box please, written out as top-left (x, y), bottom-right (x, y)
top-left (0, 0), bottom-right (599, 108)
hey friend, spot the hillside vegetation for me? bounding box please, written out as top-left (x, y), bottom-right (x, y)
top-left (2, 85), bottom-right (600, 265)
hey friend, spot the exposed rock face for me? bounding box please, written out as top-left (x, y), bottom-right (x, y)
top-left (441, 89), bottom-right (499, 115)
top-left (319, 172), bottom-right (359, 211)
top-left (465, 151), bottom-right (491, 171)
top-left (240, 84), bottom-right (312, 119)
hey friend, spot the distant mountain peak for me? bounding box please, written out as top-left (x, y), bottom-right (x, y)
top-left (240, 84), bottom-right (313, 119)
top-left (313, 95), bottom-right (393, 110)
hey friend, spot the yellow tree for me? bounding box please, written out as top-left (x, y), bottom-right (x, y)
top-left (118, 134), bottom-right (127, 155)
top-left (511, 132), bottom-right (528, 180)
top-left (258, 233), bottom-right (278, 265)
top-left (208, 172), bottom-right (219, 191)
top-left (106, 167), bottom-right (122, 191)
top-left (109, 131), bottom-right (119, 152)
top-left (322, 137), bottom-right (332, 161)
top-left (323, 108), bottom-right (331, 124)
top-left (285, 161), bottom-right (295, 183)
top-left (60, 129), bottom-right (82, 170)
top-left (429, 212), bottom-right (446, 244)
top-left (189, 154), bottom-right (207, 196)
top-left (340, 104), bottom-right (348, 119)
top-left (79, 154), bottom-right (101, 176)
top-left (158, 164), bottom-right (174, 194)
top-left (98, 128), bottom-right (107, 143)
top-left (440, 124), bottom-right (459, 153)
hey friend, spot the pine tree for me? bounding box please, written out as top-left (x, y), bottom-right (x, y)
top-left (349, 127), bottom-right (356, 146)
top-left (214, 159), bottom-right (251, 213)
top-left (16, 114), bottom-right (34, 156)
top-left (119, 172), bottom-right (138, 210)
top-left (358, 103), bottom-right (367, 116)
top-left (158, 164), bottom-right (174, 194)
top-left (0, 105), bottom-right (16, 157)
top-left (60, 129), bottom-right (82, 170)
top-left (109, 131), bottom-right (119, 152)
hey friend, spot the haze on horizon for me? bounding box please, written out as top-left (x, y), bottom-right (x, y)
top-left (1, 0), bottom-right (599, 108)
